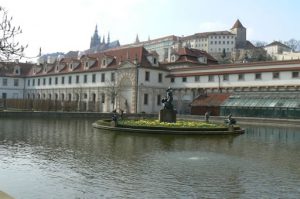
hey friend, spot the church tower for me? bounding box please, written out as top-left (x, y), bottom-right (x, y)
top-left (230, 19), bottom-right (247, 48)
top-left (90, 25), bottom-right (101, 49)
top-left (135, 34), bottom-right (140, 44)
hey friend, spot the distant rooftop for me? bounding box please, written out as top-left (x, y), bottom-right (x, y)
top-left (230, 19), bottom-right (245, 29)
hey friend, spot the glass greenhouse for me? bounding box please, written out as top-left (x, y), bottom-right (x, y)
top-left (220, 92), bottom-right (300, 119)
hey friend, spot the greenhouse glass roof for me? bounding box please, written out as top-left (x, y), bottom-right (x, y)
top-left (221, 92), bottom-right (300, 108)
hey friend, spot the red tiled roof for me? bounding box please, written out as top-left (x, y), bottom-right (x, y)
top-left (191, 93), bottom-right (230, 107)
top-left (27, 46), bottom-right (154, 77)
top-left (177, 48), bottom-right (217, 63)
top-left (168, 66), bottom-right (300, 77)
top-left (0, 62), bottom-right (34, 77)
top-left (170, 59), bottom-right (300, 71)
top-left (166, 59), bottom-right (300, 77)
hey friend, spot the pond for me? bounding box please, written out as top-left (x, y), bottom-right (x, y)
top-left (0, 118), bottom-right (300, 198)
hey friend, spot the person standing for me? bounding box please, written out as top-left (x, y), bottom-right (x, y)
top-left (205, 111), bottom-right (210, 123)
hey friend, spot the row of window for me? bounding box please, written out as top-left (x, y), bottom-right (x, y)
top-left (210, 35), bottom-right (234, 40)
top-left (189, 35), bottom-right (235, 42)
top-left (29, 71), bottom-right (163, 86)
top-left (26, 92), bottom-right (161, 106)
top-left (4, 71), bottom-right (163, 88)
top-left (145, 71), bottom-right (163, 83)
top-left (210, 40), bottom-right (234, 45)
top-left (143, 93), bottom-right (161, 106)
top-left (27, 92), bottom-right (107, 103)
top-left (193, 43), bottom-right (207, 48)
top-left (4, 71), bottom-right (300, 88)
top-left (210, 48), bottom-right (233, 52)
top-left (171, 71), bottom-right (300, 83)
top-left (27, 73), bottom-right (115, 87)
top-left (1, 78), bottom-right (19, 87)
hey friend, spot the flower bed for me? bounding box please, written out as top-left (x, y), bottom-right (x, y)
top-left (97, 119), bottom-right (230, 131)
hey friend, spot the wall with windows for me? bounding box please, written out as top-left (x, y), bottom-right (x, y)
top-left (25, 72), bottom-right (114, 91)
top-left (137, 68), bottom-right (169, 113)
top-left (183, 34), bottom-right (236, 54)
top-left (23, 70), bottom-right (119, 113)
top-left (207, 34), bottom-right (236, 53)
top-left (2, 59), bottom-right (300, 114)
top-left (168, 70), bottom-right (300, 90)
top-left (0, 77), bottom-right (25, 99)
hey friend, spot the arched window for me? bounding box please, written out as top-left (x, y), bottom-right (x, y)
top-left (92, 93), bottom-right (96, 102)
top-left (101, 93), bottom-right (105, 103)
top-left (75, 93), bottom-right (79, 101)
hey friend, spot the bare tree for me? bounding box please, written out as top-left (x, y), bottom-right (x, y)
top-left (0, 6), bottom-right (27, 61)
top-left (284, 39), bottom-right (300, 52)
top-left (252, 40), bottom-right (267, 47)
top-left (104, 78), bottom-right (123, 111)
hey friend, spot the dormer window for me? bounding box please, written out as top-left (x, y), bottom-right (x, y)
top-left (171, 55), bottom-right (176, 62)
top-left (15, 69), bottom-right (20, 75)
top-left (69, 63), bottom-right (73, 70)
top-left (56, 66), bottom-right (59, 72)
top-left (153, 57), bottom-right (157, 65)
top-left (102, 59), bottom-right (107, 67)
top-left (85, 61), bottom-right (89, 68)
top-left (33, 68), bottom-right (36, 74)
top-left (198, 57), bottom-right (207, 64)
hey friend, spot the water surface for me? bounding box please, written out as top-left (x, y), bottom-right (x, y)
top-left (0, 118), bottom-right (300, 198)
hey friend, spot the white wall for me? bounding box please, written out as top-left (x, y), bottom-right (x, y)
top-left (0, 77), bottom-right (25, 99)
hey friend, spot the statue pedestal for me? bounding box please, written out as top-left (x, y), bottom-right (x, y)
top-left (159, 109), bottom-right (177, 123)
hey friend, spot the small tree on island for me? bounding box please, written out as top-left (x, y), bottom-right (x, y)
top-left (104, 78), bottom-right (125, 112)
top-left (0, 6), bottom-right (27, 62)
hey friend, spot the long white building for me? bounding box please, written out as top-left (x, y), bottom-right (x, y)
top-left (1, 46), bottom-right (300, 114)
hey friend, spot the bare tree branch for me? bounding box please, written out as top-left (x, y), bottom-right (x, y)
top-left (0, 6), bottom-right (27, 62)
top-left (284, 39), bottom-right (300, 52)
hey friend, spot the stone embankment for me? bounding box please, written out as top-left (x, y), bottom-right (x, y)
top-left (0, 111), bottom-right (299, 127)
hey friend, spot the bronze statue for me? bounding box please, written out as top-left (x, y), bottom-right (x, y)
top-left (162, 87), bottom-right (174, 110)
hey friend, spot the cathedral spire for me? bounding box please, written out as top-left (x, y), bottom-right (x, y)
top-left (90, 25), bottom-right (101, 48)
top-left (102, 35), bottom-right (105, 44)
top-left (95, 25), bottom-right (98, 33)
top-left (107, 32), bottom-right (110, 44)
top-left (135, 34), bottom-right (140, 44)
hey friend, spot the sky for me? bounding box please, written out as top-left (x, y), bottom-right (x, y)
top-left (1, 0), bottom-right (300, 61)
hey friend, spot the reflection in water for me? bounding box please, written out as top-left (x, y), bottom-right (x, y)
top-left (0, 118), bottom-right (300, 198)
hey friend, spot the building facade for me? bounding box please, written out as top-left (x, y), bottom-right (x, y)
top-left (125, 20), bottom-right (266, 63)
top-left (1, 46), bottom-right (300, 114)
top-left (264, 41), bottom-right (300, 61)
